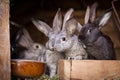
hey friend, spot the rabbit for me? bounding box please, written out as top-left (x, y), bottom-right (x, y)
top-left (32, 8), bottom-right (63, 51)
top-left (45, 49), bottom-right (65, 77)
top-left (52, 9), bottom-right (88, 60)
top-left (32, 8), bottom-right (87, 60)
top-left (32, 9), bottom-right (65, 77)
top-left (78, 2), bottom-right (116, 60)
top-left (15, 28), bottom-right (46, 61)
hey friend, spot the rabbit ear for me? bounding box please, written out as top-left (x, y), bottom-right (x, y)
top-left (77, 22), bottom-right (83, 32)
top-left (98, 11), bottom-right (112, 29)
top-left (65, 18), bottom-right (77, 35)
top-left (53, 8), bottom-right (62, 33)
top-left (62, 8), bottom-right (74, 30)
top-left (89, 2), bottom-right (98, 23)
top-left (22, 28), bottom-right (33, 43)
top-left (17, 29), bottom-right (33, 48)
top-left (85, 6), bottom-right (90, 24)
top-left (32, 18), bottom-right (52, 36)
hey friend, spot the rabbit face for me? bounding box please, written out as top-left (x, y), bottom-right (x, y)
top-left (16, 28), bottom-right (46, 60)
top-left (29, 43), bottom-right (45, 54)
top-left (46, 32), bottom-right (58, 50)
top-left (24, 43), bottom-right (46, 60)
top-left (79, 2), bottom-right (112, 45)
top-left (54, 31), bottom-right (74, 52)
top-left (79, 23), bottom-right (101, 44)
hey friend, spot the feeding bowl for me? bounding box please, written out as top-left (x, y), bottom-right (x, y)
top-left (11, 59), bottom-right (46, 78)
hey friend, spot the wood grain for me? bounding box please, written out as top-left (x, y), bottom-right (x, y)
top-left (0, 0), bottom-right (10, 80)
top-left (58, 60), bottom-right (71, 80)
top-left (58, 60), bottom-right (120, 80)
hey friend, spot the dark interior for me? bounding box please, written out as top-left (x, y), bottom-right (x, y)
top-left (10, 0), bottom-right (120, 59)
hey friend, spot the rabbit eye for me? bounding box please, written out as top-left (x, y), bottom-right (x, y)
top-left (88, 29), bottom-right (91, 32)
top-left (87, 29), bottom-right (92, 34)
top-left (36, 45), bottom-right (39, 48)
top-left (62, 37), bottom-right (66, 41)
top-left (35, 45), bottom-right (41, 49)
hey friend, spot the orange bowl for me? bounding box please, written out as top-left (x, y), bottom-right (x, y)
top-left (11, 59), bottom-right (46, 78)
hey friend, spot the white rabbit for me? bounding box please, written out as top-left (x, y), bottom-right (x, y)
top-left (32, 9), bottom-right (65, 77)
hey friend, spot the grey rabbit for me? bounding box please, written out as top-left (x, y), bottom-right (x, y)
top-left (45, 49), bottom-right (64, 77)
top-left (16, 28), bottom-right (64, 77)
top-left (32, 8), bottom-right (63, 51)
top-left (16, 28), bottom-right (46, 61)
top-left (32, 9), bottom-right (65, 77)
top-left (51, 8), bottom-right (88, 60)
top-left (78, 2), bottom-right (116, 60)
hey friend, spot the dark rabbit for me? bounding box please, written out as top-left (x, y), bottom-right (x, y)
top-left (78, 2), bottom-right (116, 60)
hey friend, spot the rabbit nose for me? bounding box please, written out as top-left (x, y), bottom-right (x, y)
top-left (51, 44), bottom-right (54, 50)
top-left (51, 47), bottom-right (54, 51)
top-left (50, 45), bottom-right (55, 51)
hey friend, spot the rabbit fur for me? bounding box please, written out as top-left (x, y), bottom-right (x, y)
top-left (78, 2), bottom-right (116, 60)
top-left (32, 9), bottom-right (62, 51)
top-left (53, 9), bottom-right (88, 60)
top-left (32, 8), bottom-right (88, 60)
top-left (32, 9), bottom-right (65, 77)
top-left (15, 28), bottom-right (46, 61)
top-left (16, 28), bottom-right (64, 77)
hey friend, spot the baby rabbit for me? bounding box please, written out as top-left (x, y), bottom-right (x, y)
top-left (32, 9), bottom-right (65, 77)
top-left (16, 28), bottom-right (46, 61)
top-left (78, 2), bottom-right (116, 60)
top-left (53, 9), bottom-right (88, 60)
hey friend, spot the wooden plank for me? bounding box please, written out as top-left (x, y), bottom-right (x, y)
top-left (58, 60), bottom-right (120, 80)
top-left (58, 60), bottom-right (71, 80)
top-left (71, 60), bottom-right (120, 80)
top-left (0, 0), bottom-right (10, 80)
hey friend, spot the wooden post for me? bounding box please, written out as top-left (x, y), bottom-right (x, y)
top-left (0, 0), bottom-right (10, 80)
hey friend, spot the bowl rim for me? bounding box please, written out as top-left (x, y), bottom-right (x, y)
top-left (11, 59), bottom-right (46, 64)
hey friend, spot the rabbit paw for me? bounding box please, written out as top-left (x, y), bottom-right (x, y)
top-left (66, 56), bottom-right (83, 60)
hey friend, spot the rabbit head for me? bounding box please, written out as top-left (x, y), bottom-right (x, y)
top-left (32, 9), bottom-right (62, 50)
top-left (51, 8), bottom-right (86, 55)
top-left (79, 2), bottom-right (112, 45)
top-left (32, 8), bottom-right (74, 51)
top-left (52, 9), bottom-right (88, 60)
top-left (53, 18), bottom-right (78, 52)
top-left (17, 28), bottom-right (46, 60)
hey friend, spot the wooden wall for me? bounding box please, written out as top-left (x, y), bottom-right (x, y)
top-left (0, 0), bottom-right (10, 79)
